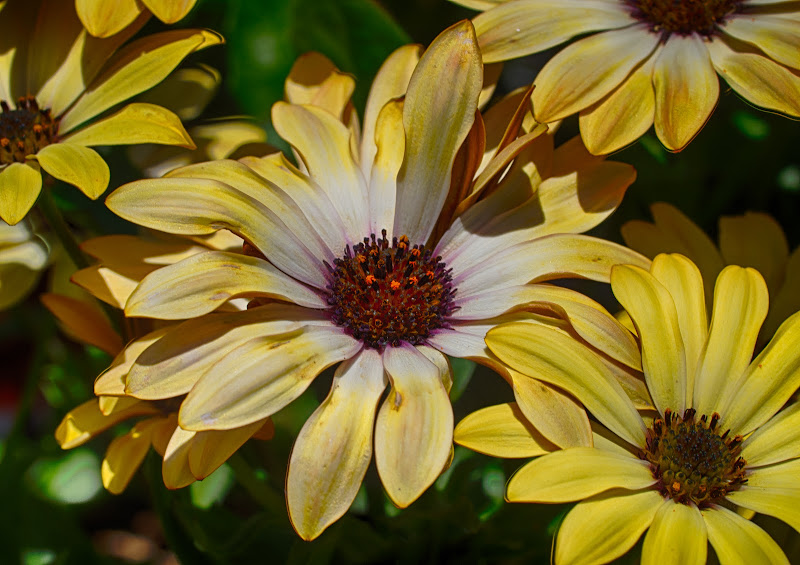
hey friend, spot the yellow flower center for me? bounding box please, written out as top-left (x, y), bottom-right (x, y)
top-left (627, 0), bottom-right (742, 35)
top-left (641, 408), bottom-right (747, 506)
top-left (0, 96), bottom-right (59, 165)
top-left (324, 230), bottom-right (457, 349)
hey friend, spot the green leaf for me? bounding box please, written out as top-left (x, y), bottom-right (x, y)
top-left (26, 449), bottom-right (102, 505)
top-left (190, 463), bottom-right (235, 509)
top-left (732, 110), bottom-right (770, 141)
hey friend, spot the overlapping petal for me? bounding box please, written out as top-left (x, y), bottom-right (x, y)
top-left (641, 500), bottom-right (707, 565)
top-left (454, 402), bottom-right (557, 458)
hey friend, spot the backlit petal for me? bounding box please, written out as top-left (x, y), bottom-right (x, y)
top-left (35, 143), bottom-right (109, 199)
top-left (102, 418), bottom-right (160, 494)
top-left (55, 398), bottom-right (157, 449)
top-left (142, 0), bottom-right (196, 23)
top-left (703, 505), bottom-right (789, 565)
top-left (0, 162), bottom-right (42, 225)
top-left (162, 426), bottom-right (196, 489)
top-left (64, 103), bottom-right (194, 148)
top-left (641, 500), bottom-right (706, 565)
top-left (454, 402), bottom-right (557, 458)
top-left (40, 293), bottom-right (121, 355)
top-left (76, 0), bottom-right (141, 38)
top-left (188, 419), bottom-right (266, 480)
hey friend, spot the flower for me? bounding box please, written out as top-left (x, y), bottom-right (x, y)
top-left (76, 0), bottom-right (197, 38)
top-left (52, 230), bottom-right (270, 493)
top-left (452, 0), bottom-right (800, 154)
top-left (0, 0), bottom-right (222, 225)
top-left (0, 218), bottom-right (48, 310)
top-left (478, 253), bottom-right (800, 564)
top-left (623, 202), bottom-right (800, 343)
top-left (106, 21), bottom-right (648, 540)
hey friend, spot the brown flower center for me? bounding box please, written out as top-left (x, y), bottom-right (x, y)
top-left (324, 230), bottom-right (457, 349)
top-left (626, 0), bottom-right (742, 36)
top-left (641, 408), bottom-right (747, 506)
top-left (0, 96), bottom-right (59, 165)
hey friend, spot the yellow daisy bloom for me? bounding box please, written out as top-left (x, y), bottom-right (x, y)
top-left (0, 218), bottom-right (48, 310)
top-left (52, 230), bottom-right (269, 493)
top-left (105, 21), bottom-right (647, 540)
top-left (623, 202), bottom-right (800, 343)
top-left (480, 253), bottom-right (800, 564)
top-left (0, 0), bottom-right (222, 225)
top-left (76, 0), bottom-right (197, 38)
top-left (453, 0), bottom-right (800, 154)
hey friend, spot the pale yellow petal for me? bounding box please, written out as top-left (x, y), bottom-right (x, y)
top-left (34, 143), bottom-right (109, 199)
top-left (40, 293), bottom-right (122, 356)
top-left (703, 505), bottom-right (789, 565)
top-left (506, 447), bottom-right (654, 502)
top-left (724, 14), bottom-right (800, 71)
top-left (55, 398), bottom-right (157, 449)
top-left (0, 162), bottom-right (42, 225)
top-left (141, 0), bottom-right (196, 23)
top-left (162, 426), bottom-right (196, 489)
top-left (641, 500), bottom-right (706, 565)
top-left (742, 401), bottom-right (800, 466)
top-left (71, 266), bottom-right (138, 309)
top-left (102, 418), bottom-right (159, 494)
top-left (64, 103), bottom-right (194, 148)
top-left (727, 486), bottom-right (800, 531)
top-left (288, 349), bottom-right (386, 540)
top-left (188, 419), bottom-right (266, 480)
top-left (76, 0), bottom-right (141, 38)
top-left (94, 327), bottom-right (170, 396)
top-left (454, 402), bottom-right (557, 458)
top-left (367, 99), bottom-right (404, 237)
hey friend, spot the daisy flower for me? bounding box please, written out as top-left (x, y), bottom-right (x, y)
top-left (480, 253), bottom-right (800, 564)
top-left (0, 0), bottom-right (222, 225)
top-left (106, 21), bottom-right (647, 540)
top-left (453, 0), bottom-right (800, 153)
top-left (623, 202), bottom-right (800, 343)
top-left (76, 0), bottom-right (197, 38)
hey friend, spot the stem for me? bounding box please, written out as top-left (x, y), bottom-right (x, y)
top-left (36, 185), bottom-right (89, 270)
top-left (228, 452), bottom-right (286, 517)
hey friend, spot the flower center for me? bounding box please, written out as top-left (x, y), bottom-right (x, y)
top-left (641, 408), bottom-right (747, 506)
top-left (324, 230), bottom-right (457, 349)
top-left (626, 0), bottom-right (742, 36)
top-left (0, 96), bottom-right (59, 165)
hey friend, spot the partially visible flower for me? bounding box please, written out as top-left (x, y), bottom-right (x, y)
top-left (76, 0), bottom-right (197, 38)
top-left (623, 202), bottom-right (800, 343)
top-left (0, 218), bottom-right (48, 310)
top-left (453, 0), bottom-right (800, 154)
top-left (477, 253), bottom-right (800, 564)
top-left (52, 230), bottom-right (270, 493)
top-left (106, 21), bottom-right (647, 540)
top-left (0, 0), bottom-right (222, 224)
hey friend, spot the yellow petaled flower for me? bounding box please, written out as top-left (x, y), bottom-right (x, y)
top-left (0, 0), bottom-right (222, 225)
top-left (0, 218), bottom-right (48, 310)
top-left (477, 253), bottom-right (800, 564)
top-left (623, 202), bottom-right (800, 343)
top-left (453, 0), bottom-right (800, 154)
top-left (76, 0), bottom-right (197, 38)
top-left (52, 231), bottom-right (270, 493)
top-left (105, 21), bottom-right (648, 541)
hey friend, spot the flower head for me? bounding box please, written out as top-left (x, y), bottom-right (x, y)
top-left (0, 0), bottom-right (222, 224)
top-left (106, 21), bottom-right (647, 540)
top-left (479, 253), bottom-right (800, 564)
top-left (453, 0), bottom-right (800, 153)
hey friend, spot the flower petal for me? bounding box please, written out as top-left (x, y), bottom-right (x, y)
top-left (125, 251), bottom-right (325, 319)
top-left (694, 266), bottom-right (767, 419)
top-left (0, 162), bottom-right (42, 225)
top-left (473, 0), bottom-right (637, 63)
top-left (727, 486), bottom-right (800, 531)
top-left (94, 327), bottom-right (170, 396)
top-left (179, 327), bottom-right (361, 430)
top-left (652, 34), bottom-right (719, 151)
top-left (612, 264), bottom-right (686, 416)
top-left (724, 14), bottom-right (800, 71)
top-left (287, 349), bottom-right (387, 540)
top-left (642, 500), bottom-right (706, 565)
top-left (64, 103), bottom-right (194, 148)
top-left (703, 505), bottom-right (789, 565)
top-left (40, 293), bottom-right (122, 356)
top-left (60, 29), bottom-right (223, 132)
top-left (55, 398), bottom-right (158, 449)
top-left (162, 426), bottom-right (196, 489)
top-left (556, 489), bottom-right (663, 565)
top-left (393, 20), bottom-right (482, 244)
top-left (141, 0), bottom-right (196, 23)
top-left (187, 419), bottom-right (266, 480)
top-left (76, 0), bottom-right (141, 38)
top-left (742, 401), bottom-right (800, 467)
top-left (35, 143), bottom-right (109, 199)
top-left (533, 24), bottom-right (660, 122)
top-left (722, 311), bottom-right (800, 435)
top-left (454, 402), bottom-right (557, 458)
top-left (487, 321), bottom-right (646, 446)
top-left (506, 447), bottom-right (654, 502)
top-left (368, 99), bottom-right (404, 237)
top-left (707, 35), bottom-right (800, 117)
top-left (102, 418), bottom-right (161, 494)
top-left (745, 458), bottom-right (800, 490)
top-left (375, 344), bottom-right (453, 508)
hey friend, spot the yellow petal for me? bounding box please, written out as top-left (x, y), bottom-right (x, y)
top-left (287, 349), bottom-right (386, 540)
top-left (393, 20), bottom-right (482, 243)
top-left (137, 65), bottom-right (220, 122)
top-left (742, 401), bottom-right (800, 467)
top-left (284, 52), bottom-right (355, 120)
top-left (102, 418), bottom-right (159, 494)
top-left (179, 327), bottom-right (360, 430)
top-left (579, 53), bottom-right (656, 155)
top-left (60, 29), bottom-right (224, 132)
top-left (35, 143), bottom-right (109, 199)
top-left (703, 505), bottom-right (789, 565)
top-left (55, 398), bottom-right (157, 449)
top-left (40, 293), bottom-right (122, 356)
top-left (723, 14), bottom-right (800, 71)
top-left (141, 0), bottom-right (196, 23)
top-left (745, 458), bottom-right (800, 490)
top-left (506, 447), bottom-right (654, 502)
top-left (533, 25), bottom-right (660, 122)
top-left (555, 489), bottom-right (663, 565)
top-left (162, 426), bottom-right (196, 489)
top-left (707, 35), bottom-right (800, 118)
top-left (486, 321), bottom-right (646, 447)
top-left (94, 327), bottom-right (171, 396)
top-left (653, 35), bottom-right (719, 151)
top-left (64, 103), bottom-right (194, 148)
top-left (125, 250), bottom-right (325, 319)
top-left (98, 395), bottom-right (140, 416)
top-left (693, 266), bottom-right (767, 418)
top-left (71, 266), bottom-right (138, 309)
top-left (25, 0), bottom-right (85, 96)
top-left (612, 264), bottom-right (686, 416)
top-left (188, 419), bottom-right (266, 480)
top-left (367, 99), bottom-right (405, 238)
top-left (76, 0), bottom-right (141, 38)
top-left (0, 162), bottom-right (42, 225)
top-left (454, 402), bottom-right (557, 458)
top-left (727, 486), bottom-right (800, 532)
top-left (641, 500), bottom-right (706, 565)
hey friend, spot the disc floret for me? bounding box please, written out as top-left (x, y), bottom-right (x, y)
top-left (626, 0), bottom-right (742, 36)
top-left (325, 230), bottom-right (457, 349)
top-left (0, 96), bottom-right (59, 165)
